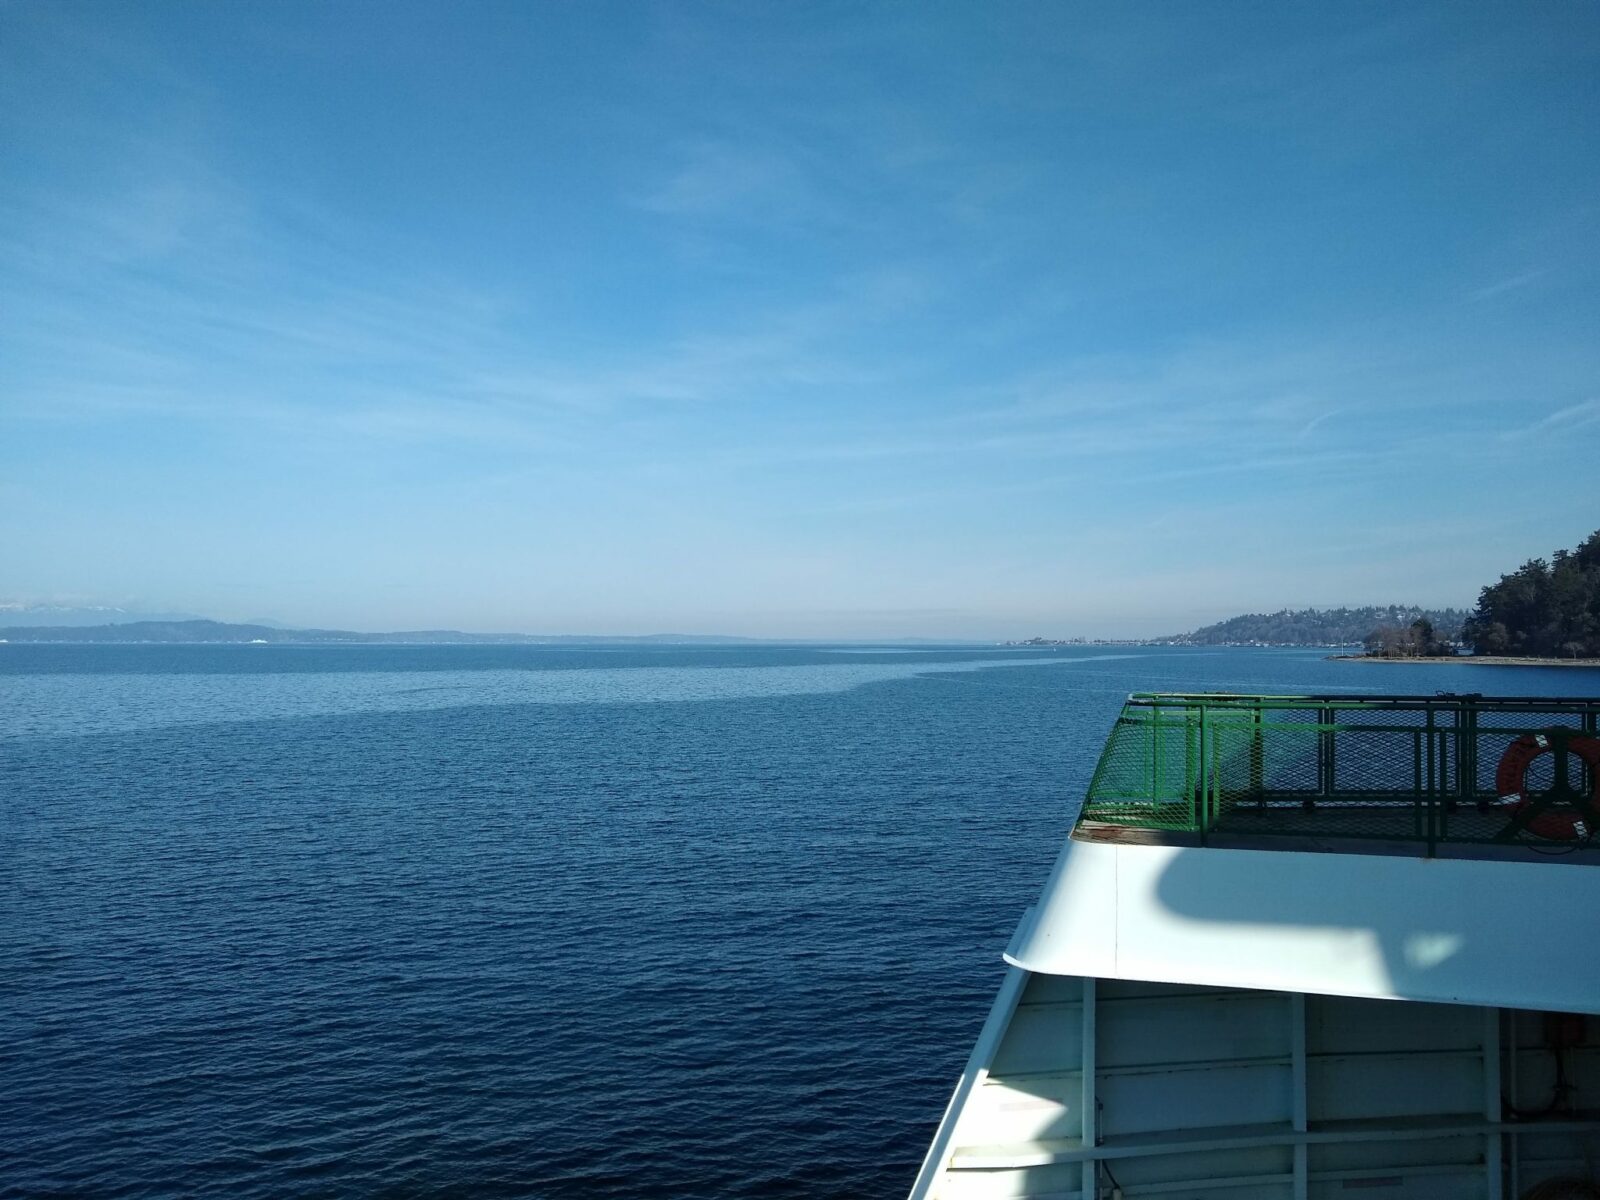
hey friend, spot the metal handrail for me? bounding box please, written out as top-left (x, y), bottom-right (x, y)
top-left (1079, 693), bottom-right (1600, 857)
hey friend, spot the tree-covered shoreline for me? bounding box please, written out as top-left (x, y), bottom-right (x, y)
top-left (1177, 606), bottom-right (1467, 647)
top-left (1461, 529), bottom-right (1600, 659)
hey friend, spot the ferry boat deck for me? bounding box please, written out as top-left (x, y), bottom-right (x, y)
top-left (911, 693), bottom-right (1600, 1200)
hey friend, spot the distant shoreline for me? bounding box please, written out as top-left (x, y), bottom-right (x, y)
top-left (1329, 654), bottom-right (1600, 668)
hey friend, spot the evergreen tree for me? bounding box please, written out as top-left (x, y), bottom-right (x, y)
top-left (1185, 606), bottom-right (1466, 646)
top-left (1461, 529), bottom-right (1600, 657)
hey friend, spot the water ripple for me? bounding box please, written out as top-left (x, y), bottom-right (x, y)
top-left (2, 645), bottom-right (1573, 1198)
top-left (0, 654), bottom-right (1129, 742)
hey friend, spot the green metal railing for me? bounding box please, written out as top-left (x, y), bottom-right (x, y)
top-left (1078, 693), bottom-right (1600, 857)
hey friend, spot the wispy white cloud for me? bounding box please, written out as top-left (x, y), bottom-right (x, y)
top-left (1295, 408), bottom-right (1342, 440)
top-left (1468, 268), bottom-right (1550, 303)
top-left (1510, 397), bottom-right (1600, 437)
top-left (6, 2), bottom-right (1600, 635)
top-left (636, 139), bottom-right (810, 219)
top-left (1, 148), bottom-right (936, 453)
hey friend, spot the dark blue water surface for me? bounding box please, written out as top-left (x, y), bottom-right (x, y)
top-left (3, 644), bottom-right (1595, 1198)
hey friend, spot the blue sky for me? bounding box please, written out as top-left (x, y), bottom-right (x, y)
top-left (2, 2), bottom-right (1597, 638)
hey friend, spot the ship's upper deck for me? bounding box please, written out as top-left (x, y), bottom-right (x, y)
top-left (1002, 692), bottom-right (1600, 1012)
top-left (1075, 691), bottom-right (1600, 863)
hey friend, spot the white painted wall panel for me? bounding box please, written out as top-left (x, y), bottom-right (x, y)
top-left (1098, 1062), bottom-right (1293, 1136)
top-left (954, 1076), bottom-right (1085, 1147)
top-left (1307, 1172), bottom-right (1485, 1200)
top-left (935, 1162), bottom-right (1084, 1199)
top-left (1307, 1053), bottom-right (1484, 1121)
top-left (1098, 992), bottom-right (1289, 1070)
top-left (1307, 996), bottom-right (1482, 1055)
top-left (1307, 1134), bottom-right (1485, 1173)
top-left (989, 1007), bottom-right (1084, 1077)
top-left (1108, 1145), bottom-right (1293, 1187)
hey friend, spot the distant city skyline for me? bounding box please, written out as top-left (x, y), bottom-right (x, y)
top-left (4, 3), bottom-right (1598, 639)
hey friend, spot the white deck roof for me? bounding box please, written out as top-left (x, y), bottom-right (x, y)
top-left (1003, 837), bottom-right (1600, 1014)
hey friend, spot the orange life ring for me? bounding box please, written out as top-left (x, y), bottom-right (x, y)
top-left (1494, 729), bottom-right (1600, 840)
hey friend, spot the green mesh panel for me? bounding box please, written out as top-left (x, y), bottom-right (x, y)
top-left (1082, 710), bottom-right (1196, 829)
top-left (1077, 694), bottom-right (1600, 855)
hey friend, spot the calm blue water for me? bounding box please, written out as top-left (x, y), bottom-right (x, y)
top-left (3, 644), bottom-right (1594, 1198)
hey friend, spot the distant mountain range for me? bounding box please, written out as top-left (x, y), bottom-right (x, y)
top-left (0, 619), bottom-right (764, 645)
top-left (0, 604), bottom-right (206, 627)
top-left (1168, 606), bottom-right (1469, 647)
top-left (0, 608), bottom-right (1472, 647)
